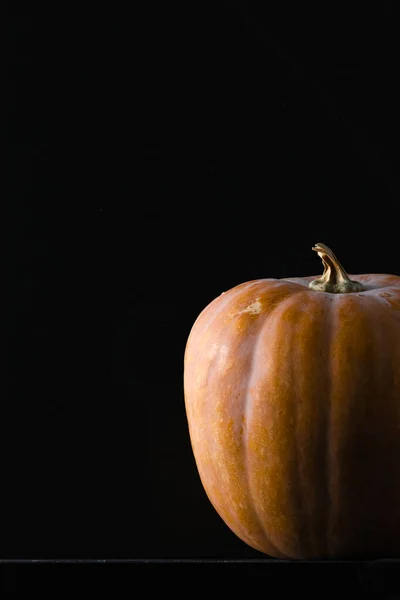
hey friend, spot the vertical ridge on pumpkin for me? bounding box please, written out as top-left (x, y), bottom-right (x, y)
top-left (342, 295), bottom-right (400, 555)
top-left (245, 290), bottom-right (307, 558)
top-left (206, 282), bottom-right (280, 553)
top-left (242, 306), bottom-right (283, 556)
top-left (326, 294), bottom-right (389, 556)
top-left (289, 295), bottom-right (312, 558)
top-left (249, 290), bottom-right (335, 559)
top-left (266, 291), bottom-right (313, 558)
top-left (323, 295), bottom-right (334, 558)
top-left (283, 292), bottom-right (336, 559)
top-left (185, 281), bottom-right (272, 552)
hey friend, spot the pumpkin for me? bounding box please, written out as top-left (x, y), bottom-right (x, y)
top-left (183, 243), bottom-right (400, 559)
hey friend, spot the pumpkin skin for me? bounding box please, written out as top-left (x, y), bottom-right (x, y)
top-left (183, 245), bottom-right (400, 559)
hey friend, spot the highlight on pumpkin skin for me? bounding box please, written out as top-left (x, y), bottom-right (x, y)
top-left (309, 243), bottom-right (365, 294)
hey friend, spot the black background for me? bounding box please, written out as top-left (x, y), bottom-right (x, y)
top-left (6, 0), bottom-right (400, 591)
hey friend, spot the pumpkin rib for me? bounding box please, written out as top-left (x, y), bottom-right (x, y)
top-left (268, 292), bottom-right (311, 557)
top-left (326, 293), bottom-right (371, 556)
top-left (280, 292), bottom-right (336, 558)
top-left (242, 319), bottom-right (272, 551)
top-left (274, 291), bottom-right (330, 558)
top-left (324, 294), bottom-right (335, 557)
top-left (290, 293), bottom-right (318, 558)
top-left (213, 282), bottom-right (290, 555)
top-left (325, 293), bottom-right (400, 557)
top-left (184, 281), bottom-right (269, 550)
top-left (243, 290), bottom-right (337, 558)
top-left (291, 298), bottom-right (312, 557)
top-left (243, 288), bottom-right (308, 557)
top-left (242, 293), bottom-right (293, 557)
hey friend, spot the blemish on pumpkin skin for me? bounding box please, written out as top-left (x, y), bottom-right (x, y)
top-left (238, 415), bottom-right (246, 439)
top-left (242, 299), bottom-right (263, 315)
top-left (378, 291), bottom-right (400, 311)
top-left (228, 298), bottom-right (263, 321)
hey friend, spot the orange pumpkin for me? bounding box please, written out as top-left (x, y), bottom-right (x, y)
top-left (183, 243), bottom-right (400, 559)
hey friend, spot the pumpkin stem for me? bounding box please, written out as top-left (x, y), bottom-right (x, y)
top-left (309, 243), bottom-right (365, 293)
